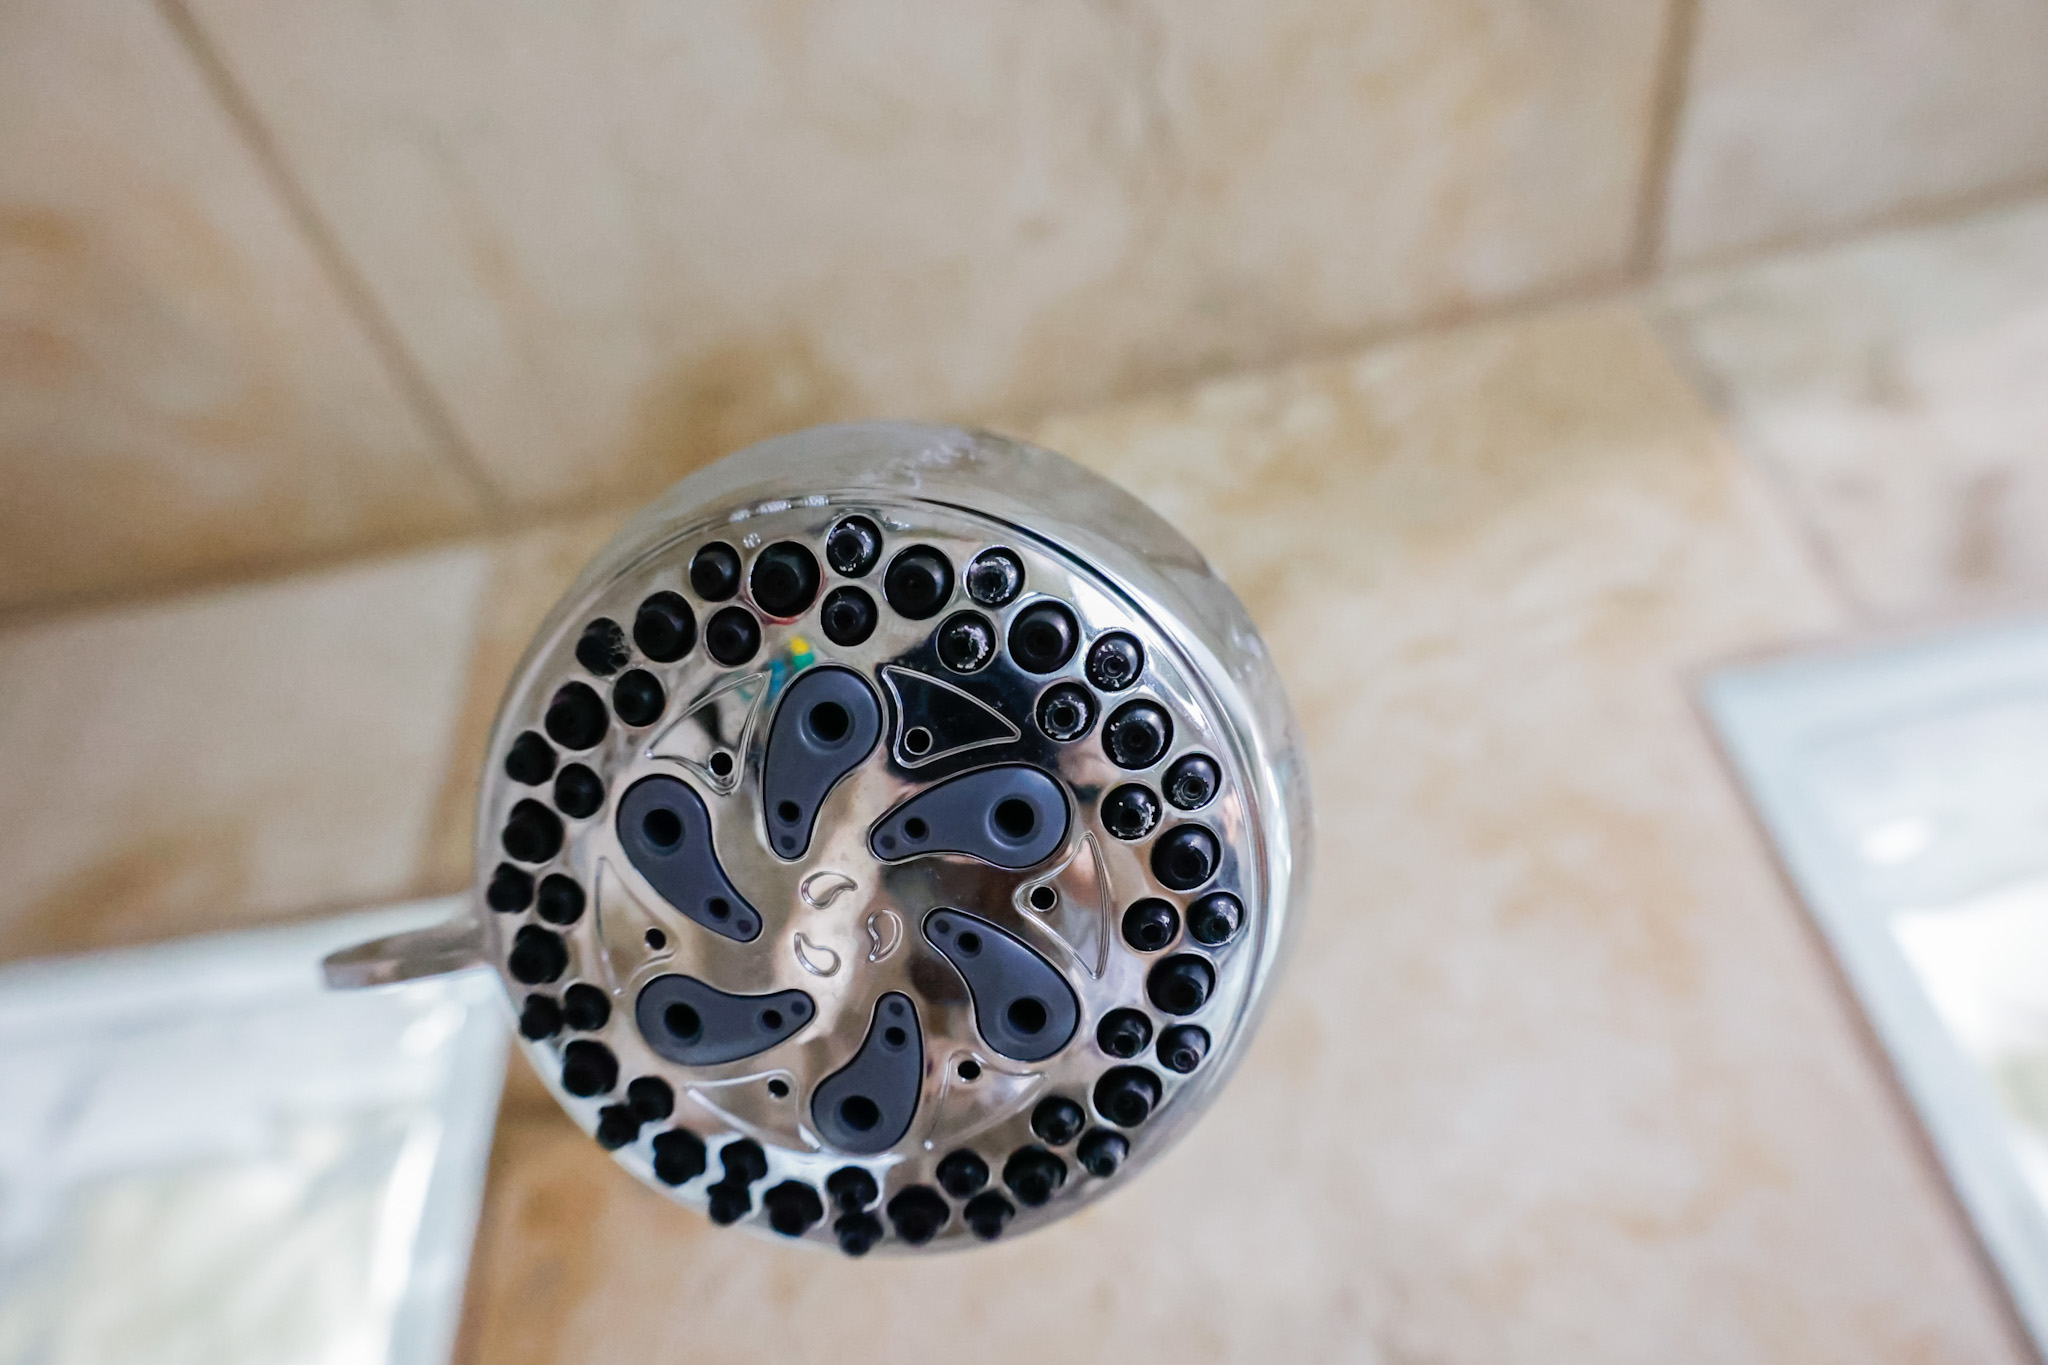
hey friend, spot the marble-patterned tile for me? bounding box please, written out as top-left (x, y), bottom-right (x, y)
top-left (0, 0), bottom-right (484, 616)
top-left (1665, 0), bottom-right (2048, 263)
top-left (1657, 196), bottom-right (2048, 620)
top-left (180, 0), bottom-right (1669, 513)
top-left (453, 304), bottom-right (2023, 1361)
top-left (0, 548), bottom-right (488, 960)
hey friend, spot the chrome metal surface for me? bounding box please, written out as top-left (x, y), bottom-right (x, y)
top-left (428, 423), bottom-right (1307, 1251)
top-left (324, 914), bottom-right (484, 989)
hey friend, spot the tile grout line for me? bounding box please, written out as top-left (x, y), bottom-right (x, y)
top-left (992, 262), bottom-right (1642, 434)
top-left (1642, 303), bottom-right (1871, 621)
top-left (1630, 0), bottom-right (1701, 279)
top-left (0, 194), bottom-right (1987, 639)
top-left (1009, 169), bottom-right (2048, 449)
top-left (0, 497), bottom-right (625, 635)
top-left (1665, 167), bottom-right (2048, 277)
top-left (152, 0), bottom-right (508, 518)
top-left (7, 143), bottom-right (2045, 635)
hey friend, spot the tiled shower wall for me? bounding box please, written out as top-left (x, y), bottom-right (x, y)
top-left (7, 0), bottom-right (2048, 618)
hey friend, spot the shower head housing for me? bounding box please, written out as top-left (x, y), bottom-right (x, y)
top-left (355, 422), bottom-right (1310, 1253)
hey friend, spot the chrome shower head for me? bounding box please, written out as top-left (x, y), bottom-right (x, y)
top-left (335, 422), bottom-right (1310, 1253)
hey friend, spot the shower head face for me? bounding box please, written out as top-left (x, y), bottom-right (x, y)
top-left (476, 424), bottom-right (1307, 1254)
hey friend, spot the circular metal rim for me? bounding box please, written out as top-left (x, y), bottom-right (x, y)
top-left (473, 423), bottom-right (1313, 1251)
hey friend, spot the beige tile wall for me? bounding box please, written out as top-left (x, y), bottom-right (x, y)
top-left (1657, 198), bottom-right (2048, 619)
top-left (175, 0), bottom-right (1671, 513)
top-left (5, 210), bottom-right (2042, 1357)
top-left (0, 545), bottom-right (487, 959)
top-left (8, 0), bottom-right (2047, 612)
top-left (7, 5), bottom-right (2047, 1350)
top-left (1666, 0), bottom-right (2048, 264)
top-left (0, 0), bottom-right (487, 617)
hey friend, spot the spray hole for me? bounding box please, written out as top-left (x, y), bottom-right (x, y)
top-left (644, 928), bottom-right (667, 951)
top-left (1007, 998), bottom-right (1049, 1035)
top-left (642, 807), bottom-right (683, 848)
top-left (957, 1060), bottom-right (981, 1082)
top-left (1029, 885), bottom-right (1058, 911)
top-left (767, 1078), bottom-right (790, 1098)
top-left (761, 1009), bottom-right (784, 1029)
top-left (776, 800), bottom-right (801, 824)
top-left (709, 750), bottom-right (735, 779)
top-left (664, 1003), bottom-right (702, 1040)
top-left (840, 1096), bottom-right (882, 1132)
top-left (904, 817), bottom-right (929, 841)
top-left (807, 701), bottom-right (851, 744)
top-left (903, 727), bottom-right (933, 756)
top-left (993, 798), bottom-right (1036, 840)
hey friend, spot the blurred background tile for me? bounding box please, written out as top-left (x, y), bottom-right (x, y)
top-left (1665, 0), bottom-right (2048, 263)
top-left (173, 0), bottom-right (1671, 515)
top-left (0, 0), bottom-right (487, 618)
top-left (0, 547), bottom-right (486, 960)
top-left (1657, 196), bottom-right (2048, 619)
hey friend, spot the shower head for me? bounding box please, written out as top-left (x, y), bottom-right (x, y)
top-left (331, 422), bottom-right (1311, 1253)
